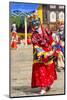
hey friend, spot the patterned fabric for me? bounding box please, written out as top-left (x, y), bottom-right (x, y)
top-left (31, 62), bottom-right (57, 88)
top-left (31, 25), bottom-right (57, 88)
top-left (31, 30), bottom-right (50, 47)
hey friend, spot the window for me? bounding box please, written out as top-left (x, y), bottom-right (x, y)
top-left (59, 6), bottom-right (64, 9)
top-left (59, 11), bottom-right (64, 21)
top-left (50, 11), bottom-right (56, 22)
top-left (50, 5), bottom-right (56, 9)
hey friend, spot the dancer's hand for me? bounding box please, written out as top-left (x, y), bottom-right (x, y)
top-left (37, 56), bottom-right (41, 60)
top-left (47, 50), bottom-right (54, 56)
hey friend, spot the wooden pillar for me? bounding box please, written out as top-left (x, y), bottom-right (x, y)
top-left (25, 16), bottom-right (27, 46)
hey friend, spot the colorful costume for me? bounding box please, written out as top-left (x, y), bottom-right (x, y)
top-left (31, 23), bottom-right (57, 88)
top-left (57, 50), bottom-right (64, 69)
top-left (56, 41), bottom-right (64, 69)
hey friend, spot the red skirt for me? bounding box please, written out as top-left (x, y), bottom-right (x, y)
top-left (31, 62), bottom-right (57, 88)
top-left (11, 41), bottom-right (17, 49)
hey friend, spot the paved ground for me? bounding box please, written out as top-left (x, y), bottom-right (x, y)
top-left (10, 45), bottom-right (65, 97)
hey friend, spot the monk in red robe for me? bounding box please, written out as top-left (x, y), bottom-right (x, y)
top-left (11, 31), bottom-right (18, 49)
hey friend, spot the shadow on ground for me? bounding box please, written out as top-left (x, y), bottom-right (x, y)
top-left (12, 86), bottom-right (40, 95)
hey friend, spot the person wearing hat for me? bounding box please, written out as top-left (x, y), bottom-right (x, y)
top-left (31, 12), bottom-right (57, 95)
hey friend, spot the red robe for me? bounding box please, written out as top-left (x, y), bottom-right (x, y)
top-left (31, 26), bottom-right (57, 88)
top-left (11, 32), bottom-right (18, 49)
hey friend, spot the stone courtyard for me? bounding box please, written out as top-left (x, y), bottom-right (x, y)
top-left (10, 45), bottom-right (65, 97)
